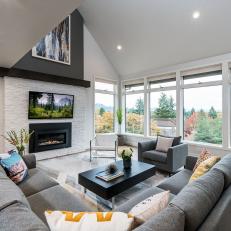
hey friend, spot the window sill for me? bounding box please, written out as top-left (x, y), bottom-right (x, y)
top-left (183, 140), bottom-right (225, 150)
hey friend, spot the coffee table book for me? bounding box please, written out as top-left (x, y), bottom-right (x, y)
top-left (96, 170), bottom-right (124, 182)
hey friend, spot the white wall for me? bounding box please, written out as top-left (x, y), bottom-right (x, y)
top-left (122, 53), bottom-right (231, 80)
top-left (84, 25), bottom-right (119, 82)
top-left (83, 25), bottom-right (119, 140)
top-left (2, 77), bottom-right (89, 160)
top-left (0, 78), bottom-right (4, 152)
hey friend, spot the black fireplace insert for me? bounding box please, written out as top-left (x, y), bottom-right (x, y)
top-left (29, 123), bottom-right (72, 153)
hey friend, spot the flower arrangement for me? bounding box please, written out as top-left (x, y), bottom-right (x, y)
top-left (118, 147), bottom-right (133, 160)
top-left (2, 129), bottom-right (34, 156)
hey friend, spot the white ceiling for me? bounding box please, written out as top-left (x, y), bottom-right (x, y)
top-left (79, 0), bottom-right (231, 78)
top-left (0, 0), bottom-right (82, 67)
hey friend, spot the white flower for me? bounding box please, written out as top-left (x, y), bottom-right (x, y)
top-left (118, 147), bottom-right (133, 160)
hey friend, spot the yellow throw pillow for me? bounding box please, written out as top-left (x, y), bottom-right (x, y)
top-left (190, 156), bottom-right (220, 182)
top-left (193, 149), bottom-right (212, 172)
top-left (45, 211), bottom-right (133, 231)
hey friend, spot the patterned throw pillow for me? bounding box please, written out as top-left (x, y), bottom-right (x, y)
top-left (45, 211), bottom-right (134, 231)
top-left (0, 150), bottom-right (28, 184)
top-left (193, 149), bottom-right (212, 172)
top-left (129, 191), bottom-right (170, 227)
top-left (156, 136), bottom-right (174, 152)
top-left (189, 156), bottom-right (221, 182)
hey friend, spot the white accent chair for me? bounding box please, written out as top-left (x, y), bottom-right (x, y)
top-left (90, 134), bottom-right (118, 162)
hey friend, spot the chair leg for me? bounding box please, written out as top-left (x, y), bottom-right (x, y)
top-left (90, 148), bottom-right (92, 162)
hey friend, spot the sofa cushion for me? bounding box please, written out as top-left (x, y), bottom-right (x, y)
top-left (116, 186), bottom-right (175, 213)
top-left (142, 150), bottom-right (167, 163)
top-left (0, 177), bottom-right (30, 210)
top-left (198, 185), bottom-right (231, 231)
top-left (0, 202), bottom-right (48, 231)
top-left (27, 185), bottom-right (94, 223)
top-left (212, 153), bottom-right (231, 189)
top-left (134, 205), bottom-right (185, 231)
top-left (157, 169), bottom-right (192, 195)
top-left (170, 169), bottom-right (224, 231)
top-left (18, 168), bottom-right (58, 197)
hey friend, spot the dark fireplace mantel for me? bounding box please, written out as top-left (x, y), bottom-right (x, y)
top-left (0, 67), bottom-right (90, 88)
top-left (29, 123), bottom-right (72, 153)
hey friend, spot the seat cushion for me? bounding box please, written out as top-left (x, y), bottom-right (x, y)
top-left (142, 150), bottom-right (167, 163)
top-left (18, 168), bottom-right (58, 197)
top-left (157, 169), bottom-right (192, 195)
top-left (27, 185), bottom-right (94, 223)
top-left (116, 186), bottom-right (175, 213)
top-left (134, 205), bottom-right (185, 231)
top-left (212, 153), bottom-right (231, 189)
top-left (0, 202), bottom-right (48, 231)
top-left (0, 177), bottom-right (30, 210)
top-left (170, 169), bottom-right (224, 231)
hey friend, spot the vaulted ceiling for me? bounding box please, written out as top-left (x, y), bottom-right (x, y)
top-left (0, 0), bottom-right (82, 67)
top-left (79, 0), bottom-right (231, 78)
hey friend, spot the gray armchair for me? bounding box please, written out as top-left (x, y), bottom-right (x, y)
top-left (138, 139), bottom-right (188, 175)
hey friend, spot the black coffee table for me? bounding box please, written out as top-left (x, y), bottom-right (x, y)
top-left (78, 160), bottom-right (156, 209)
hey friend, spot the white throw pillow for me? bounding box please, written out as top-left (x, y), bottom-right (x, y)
top-left (45, 211), bottom-right (133, 231)
top-left (129, 191), bottom-right (170, 226)
top-left (155, 136), bottom-right (174, 152)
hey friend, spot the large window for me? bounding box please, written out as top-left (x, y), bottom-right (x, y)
top-left (150, 90), bottom-right (176, 136)
top-left (149, 78), bottom-right (176, 137)
top-left (183, 72), bottom-right (222, 145)
top-left (125, 83), bottom-right (144, 134)
top-left (95, 80), bottom-right (115, 133)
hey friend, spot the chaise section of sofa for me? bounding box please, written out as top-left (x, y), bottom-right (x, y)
top-left (0, 154), bottom-right (94, 230)
top-left (0, 171), bottom-right (48, 231)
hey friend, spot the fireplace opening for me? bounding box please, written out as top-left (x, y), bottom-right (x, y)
top-left (29, 123), bottom-right (72, 153)
top-left (38, 132), bottom-right (66, 146)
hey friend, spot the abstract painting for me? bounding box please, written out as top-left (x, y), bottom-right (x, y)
top-left (32, 16), bottom-right (70, 65)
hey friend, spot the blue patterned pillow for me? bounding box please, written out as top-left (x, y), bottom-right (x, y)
top-left (0, 150), bottom-right (28, 184)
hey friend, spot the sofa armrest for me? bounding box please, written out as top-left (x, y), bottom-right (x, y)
top-left (185, 156), bottom-right (198, 171)
top-left (22, 154), bottom-right (36, 169)
top-left (167, 143), bottom-right (188, 173)
top-left (138, 140), bottom-right (157, 161)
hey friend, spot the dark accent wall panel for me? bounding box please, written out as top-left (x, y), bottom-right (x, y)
top-left (13, 10), bottom-right (83, 80)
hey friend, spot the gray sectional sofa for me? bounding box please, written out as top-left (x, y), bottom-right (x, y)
top-left (117, 154), bottom-right (231, 231)
top-left (1, 153), bottom-right (231, 231)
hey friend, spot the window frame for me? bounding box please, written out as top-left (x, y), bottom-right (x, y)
top-left (147, 77), bottom-right (177, 137)
top-left (94, 79), bottom-right (117, 134)
top-left (123, 81), bottom-right (145, 135)
top-left (181, 70), bottom-right (223, 146)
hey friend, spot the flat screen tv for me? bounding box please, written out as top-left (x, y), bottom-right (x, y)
top-left (28, 91), bottom-right (74, 119)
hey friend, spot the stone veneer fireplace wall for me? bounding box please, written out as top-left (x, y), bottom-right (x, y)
top-left (0, 76), bottom-right (91, 160)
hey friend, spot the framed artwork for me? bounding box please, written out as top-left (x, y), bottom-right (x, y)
top-left (32, 16), bottom-right (71, 65)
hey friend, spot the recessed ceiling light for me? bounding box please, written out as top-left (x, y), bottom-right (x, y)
top-left (193, 11), bottom-right (200, 19)
top-left (117, 45), bottom-right (122, 51)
